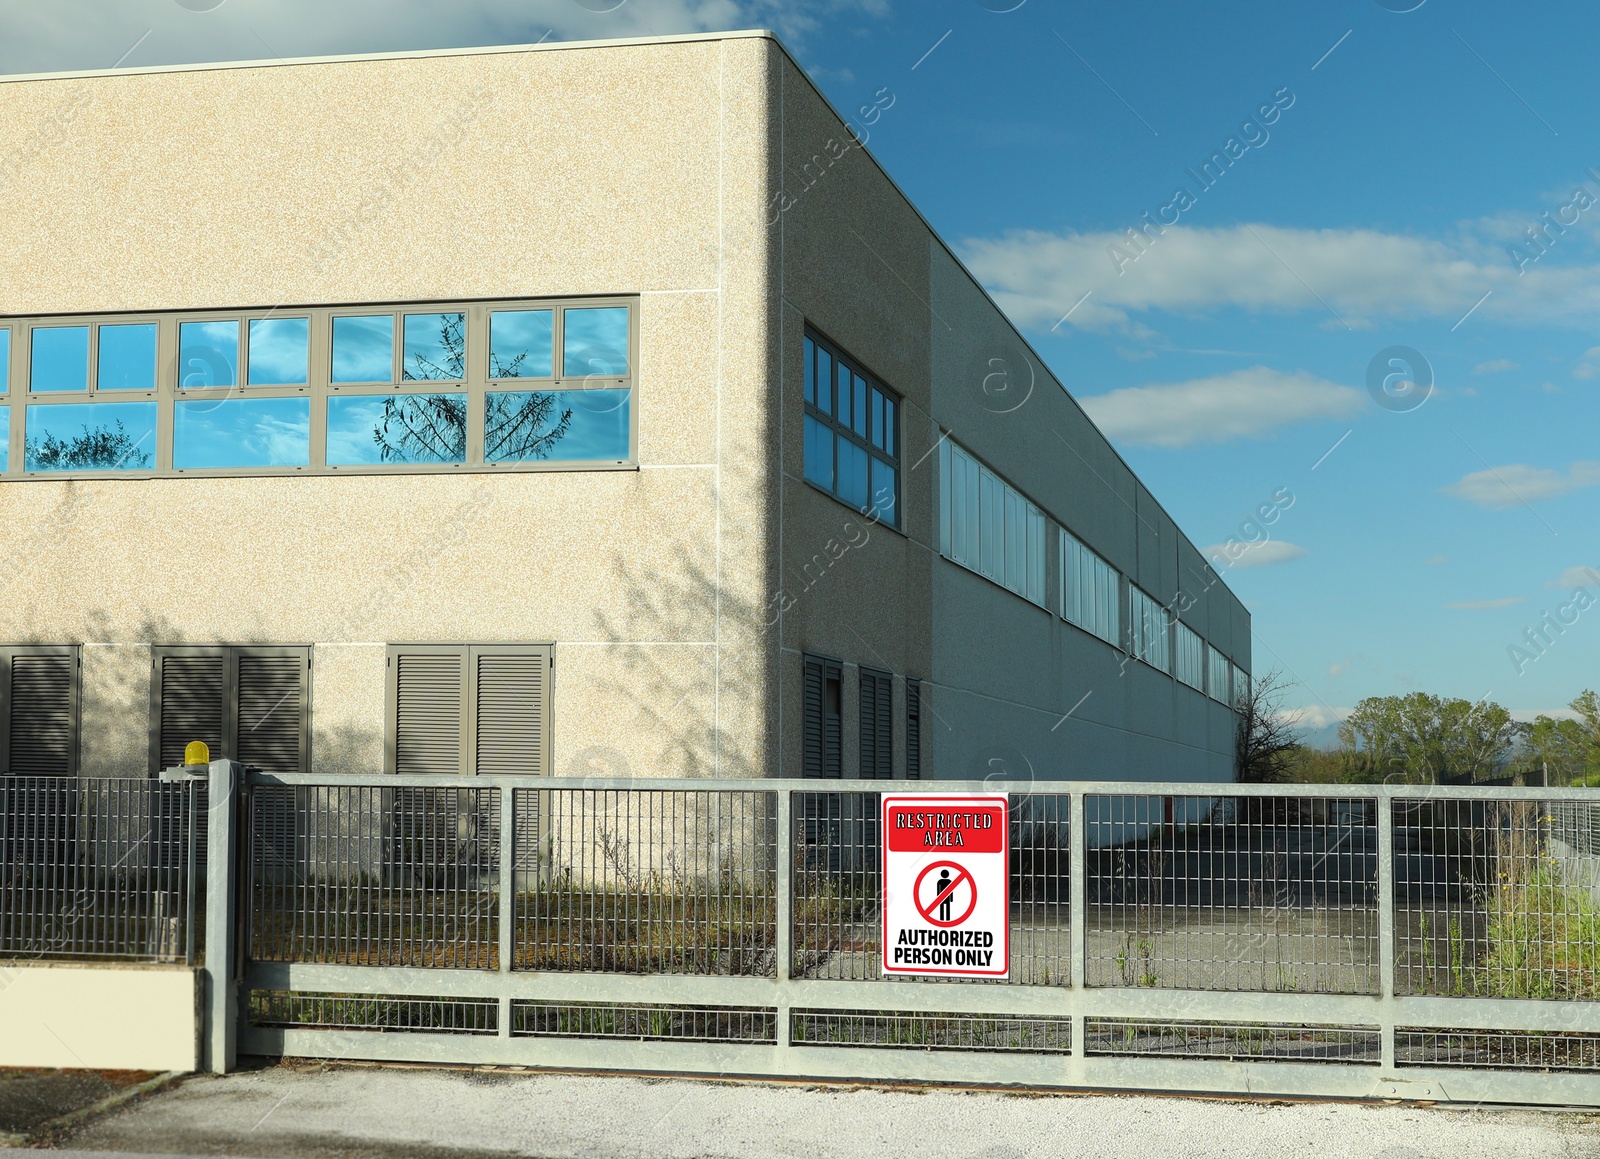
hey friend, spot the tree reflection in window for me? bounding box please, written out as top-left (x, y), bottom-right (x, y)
top-left (375, 313), bottom-right (573, 464)
top-left (26, 420), bottom-right (152, 470)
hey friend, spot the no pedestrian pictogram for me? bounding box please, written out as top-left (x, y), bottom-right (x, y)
top-left (913, 861), bottom-right (976, 927)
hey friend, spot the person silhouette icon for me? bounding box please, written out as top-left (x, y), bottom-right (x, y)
top-left (936, 868), bottom-right (953, 922)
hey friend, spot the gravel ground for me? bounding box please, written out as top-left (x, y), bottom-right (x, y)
top-left (24, 1063), bottom-right (1600, 1159)
top-left (0, 1069), bottom-right (156, 1138)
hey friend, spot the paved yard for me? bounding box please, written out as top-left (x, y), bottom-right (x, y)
top-left (10, 1063), bottom-right (1597, 1159)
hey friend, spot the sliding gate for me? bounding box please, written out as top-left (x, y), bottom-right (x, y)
top-left (215, 768), bottom-right (1600, 1105)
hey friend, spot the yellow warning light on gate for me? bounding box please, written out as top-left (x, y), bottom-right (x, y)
top-left (184, 740), bottom-right (211, 767)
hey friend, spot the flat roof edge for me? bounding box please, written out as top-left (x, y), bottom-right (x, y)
top-left (0, 27), bottom-right (777, 86)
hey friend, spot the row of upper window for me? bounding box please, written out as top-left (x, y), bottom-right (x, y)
top-left (0, 304), bottom-right (629, 394)
top-left (0, 391), bottom-right (630, 473)
top-left (937, 436), bottom-right (1247, 705)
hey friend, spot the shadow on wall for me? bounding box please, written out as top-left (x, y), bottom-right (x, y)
top-left (590, 454), bottom-right (770, 779)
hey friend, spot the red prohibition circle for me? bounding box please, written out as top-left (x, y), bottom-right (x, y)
top-left (913, 861), bottom-right (977, 928)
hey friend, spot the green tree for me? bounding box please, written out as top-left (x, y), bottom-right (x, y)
top-left (25, 420), bottom-right (151, 470)
top-left (1521, 690), bottom-right (1600, 785)
top-left (1337, 692), bottom-right (1518, 784)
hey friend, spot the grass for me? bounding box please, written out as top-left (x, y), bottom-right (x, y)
top-left (1480, 866), bottom-right (1600, 1000)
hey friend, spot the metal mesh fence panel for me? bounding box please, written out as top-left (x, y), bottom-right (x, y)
top-left (792, 1009), bottom-right (1071, 1052)
top-left (1085, 1019), bottom-right (1381, 1064)
top-left (249, 784), bottom-right (500, 968)
top-left (512, 1001), bottom-right (776, 1043)
top-left (1393, 797), bottom-right (1599, 999)
top-left (512, 789), bottom-right (777, 975)
top-left (0, 776), bottom-right (205, 963)
top-left (1395, 1028), bottom-right (1600, 1071)
top-left (791, 791), bottom-right (1070, 984)
top-left (1085, 794), bottom-right (1378, 993)
top-left (249, 990), bottom-right (498, 1035)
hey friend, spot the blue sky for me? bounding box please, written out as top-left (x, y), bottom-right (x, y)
top-left (3, 0), bottom-right (1596, 733)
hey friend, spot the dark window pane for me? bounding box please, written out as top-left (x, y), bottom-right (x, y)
top-left (871, 457), bottom-right (897, 527)
top-left (836, 361), bottom-right (851, 424)
top-left (489, 310), bottom-right (553, 379)
top-left (327, 393), bottom-right (467, 465)
top-left (96, 324), bottom-right (157, 391)
top-left (837, 438), bottom-right (868, 509)
top-left (562, 307), bottom-right (629, 378)
top-left (870, 388), bottom-right (886, 451)
top-left (803, 415), bottom-right (834, 490)
top-left (402, 312), bottom-right (466, 381)
top-left (0, 328), bottom-right (9, 393)
top-left (30, 326), bottom-right (89, 392)
top-left (852, 372), bottom-right (868, 436)
top-left (816, 349), bottom-right (833, 415)
top-left (803, 336), bottom-right (815, 405)
top-left (485, 389), bottom-right (630, 462)
top-left (175, 397), bottom-right (311, 468)
top-left (248, 317), bottom-right (309, 385)
top-left (177, 320), bottom-right (239, 388)
top-left (882, 396), bottom-right (897, 457)
top-left (331, 315), bottom-right (394, 383)
top-left (25, 402), bottom-right (156, 471)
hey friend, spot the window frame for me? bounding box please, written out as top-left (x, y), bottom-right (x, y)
top-left (801, 328), bottom-right (901, 530)
top-left (938, 436), bottom-right (1048, 608)
top-left (0, 644), bottom-right (81, 777)
top-left (385, 643), bottom-right (555, 777)
top-left (1, 297), bottom-right (638, 480)
top-left (1059, 527), bottom-right (1122, 647)
top-left (1128, 585), bottom-right (1172, 674)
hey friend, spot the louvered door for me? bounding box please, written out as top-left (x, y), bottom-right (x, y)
top-left (859, 668), bottom-right (892, 780)
top-left (154, 652), bottom-right (225, 772)
top-left (6, 649), bottom-right (78, 777)
top-left (802, 654), bottom-right (842, 779)
top-left (473, 647), bottom-right (551, 776)
top-left (392, 650), bottom-right (465, 776)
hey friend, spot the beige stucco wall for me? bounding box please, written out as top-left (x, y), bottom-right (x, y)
top-left (0, 963), bottom-right (199, 1071)
top-left (770, 54), bottom-right (1246, 784)
top-left (0, 34), bottom-right (779, 779)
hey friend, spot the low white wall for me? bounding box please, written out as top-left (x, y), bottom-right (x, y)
top-left (0, 963), bottom-right (199, 1071)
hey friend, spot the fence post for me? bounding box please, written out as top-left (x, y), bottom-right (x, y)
top-left (775, 787), bottom-right (792, 1050)
top-left (498, 785), bottom-right (514, 1039)
top-left (1068, 788), bottom-right (1088, 1078)
top-left (1376, 788), bottom-right (1396, 1070)
top-left (203, 759), bottom-right (239, 1074)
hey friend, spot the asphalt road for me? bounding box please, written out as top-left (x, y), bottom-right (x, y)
top-left (14, 1064), bottom-right (1599, 1159)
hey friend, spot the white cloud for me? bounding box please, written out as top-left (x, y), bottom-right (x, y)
top-left (1279, 705), bottom-right (1350, 731)
top-left (1078, 366), bottom-right (1362, 447)
top-left (1440, 461), bottom-right (1600, 509)
top-left (960, 222), bottom-right (1600, 333)
top-left (1424, 555), bottom-right (1450, 565)
top-left (0, 0), bottom-right (876, 76)
top-left (1474, 359), bottom-right (1519, 374)
top-left (1574, 346), bottom-right (1600, 379)
top-left (1203, 539), bottom-right (1308, 570)
top-left (1443, 597), bottom-right (1526, 610)
top-left (1550, 565), bottom-right (1600, 590)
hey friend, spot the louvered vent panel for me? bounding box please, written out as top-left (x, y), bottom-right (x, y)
top-left (158, 655), bottom-right (224, 770)
top-left (235, 655), bottom-right (306, 776)
top-left (395, 653), bottom-right (463, 776)
top-left (475, 652), bottom-right (547, 776)
top-left (8, 654), bottom-right (74, 776)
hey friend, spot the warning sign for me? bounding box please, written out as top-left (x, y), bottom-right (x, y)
top-left (881, 793), bottom-right (1009, 978)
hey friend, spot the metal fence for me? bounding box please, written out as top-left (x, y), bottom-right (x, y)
top-left (0, 775), bottom-right (206, 964)
top-left (11, 770), bottom-right (1600, 1105)
top-left (217, 773), bottom-right (1600, 1105)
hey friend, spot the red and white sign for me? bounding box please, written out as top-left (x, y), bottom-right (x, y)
top-left (881, 793), bottom-right (1009, 978)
